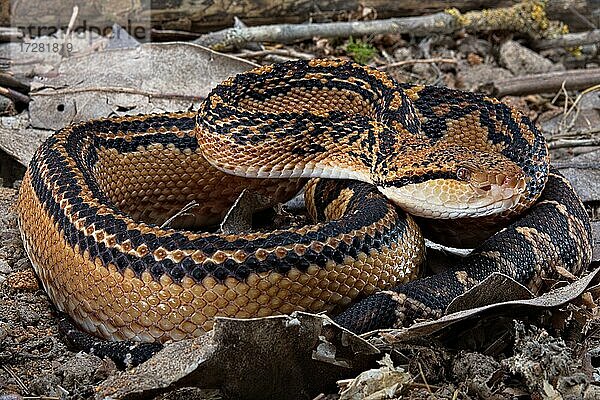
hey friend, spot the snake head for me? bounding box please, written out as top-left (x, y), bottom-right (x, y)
top-left (377, 149), bottom-right (529, 219)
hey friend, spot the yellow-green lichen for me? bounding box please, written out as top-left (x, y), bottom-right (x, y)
top-left (445, 1), bottom-right (568, 40)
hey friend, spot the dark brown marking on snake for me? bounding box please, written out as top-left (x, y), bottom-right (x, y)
top-left (334, 170), bottom-right (592, 333)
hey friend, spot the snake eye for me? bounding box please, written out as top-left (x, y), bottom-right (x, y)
top-left (456, 167), bottom-right (471, 181)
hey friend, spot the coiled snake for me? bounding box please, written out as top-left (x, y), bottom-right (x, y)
top-left (16, 59), bottom-right (592, 345)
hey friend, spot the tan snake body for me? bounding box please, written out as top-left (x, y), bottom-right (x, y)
top-left (16, 59), bottom-right (592, 347)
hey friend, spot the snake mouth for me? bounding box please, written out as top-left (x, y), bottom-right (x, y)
top-left (378, 172), bottom-right (528, 219)
top-left (470, 170), bottom-right (526, 196)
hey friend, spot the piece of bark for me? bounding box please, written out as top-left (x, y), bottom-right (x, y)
top-left (479, 68), bottom-right (600, 97)
top-left (6, 0), bottom-right (594, 34)
top-left (95, 312), bottom-right (377, 400)
top-left (28, 42), bottom-right (256, 131)
top-left (0, 112), bottom-right (49, 167)
top-left (554, 150), bottom-right (600, 204)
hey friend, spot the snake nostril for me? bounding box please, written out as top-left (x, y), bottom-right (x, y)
top-left (480, 184), bottom-right (492, 191)
top-left (503, 175), bottom-right (517, 186)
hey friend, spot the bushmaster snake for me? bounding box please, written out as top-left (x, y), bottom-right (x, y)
top-left (16, 59), bottom-right (592, 348)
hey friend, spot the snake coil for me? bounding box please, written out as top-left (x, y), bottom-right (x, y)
top-left (16, 59), bottom-right (592, 346)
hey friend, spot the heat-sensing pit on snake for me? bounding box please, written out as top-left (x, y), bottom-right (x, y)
top-left (16, 59), bottom-right (592, 343)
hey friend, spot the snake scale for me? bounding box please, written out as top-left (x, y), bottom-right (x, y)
top-left (16, 59), bottom-right (592, 350)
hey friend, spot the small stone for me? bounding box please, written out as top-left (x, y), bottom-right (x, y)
top-left (17, 305), bottom-right (40, 326)
top-left (13, 258), bottom-right (31, 270)
top-left (393, 47), bottom-right (413, 62)
top-left (498, 40), bottom-right (562, 76)
top-left (557, 151), bottom-right (600, 204)
top-left (0, 394), bottom-right (24, 400)
top-left (458, 36), bottom-right (492, 56)
top-left (412, 63), bottom-right (436, 80)
top-left (29, 373), bottom-right (63, 397)
top-left (0, 322), bottom-right (9, 341)
top-left (57, 352), bottom-right (115, 390)
top-left (0, 259), bottom-right (11, 274)
top-left (457, 61), bottom-right (513, 91)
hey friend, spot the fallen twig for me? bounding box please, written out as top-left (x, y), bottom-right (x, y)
top-left (0, 86), bottom-right (30, 104)
top-left (532, 29), bottom-right (600, 50)
top-left (160, 200), bottom-right (199, 229)
top-left (2, 365), bottom-right (29, 392)
top-left (150, 28), bottom-right (201, 41)
top-left (0, 27), bottom-right (23, 42)
top-left (59, 5), bottom-right (79, 57)
top-left (195, 12), bottom-right (458, 51)
top-left (0, 71), bottom-right (30, 93)
top-left (552, 84), bottom-right (599, 137)
top-left (32, 86), bottom-right (203, 101)
top-left (548, 137), bottom-right (600, 149)
top-left (236, 48), bottom-right (315, 60)
top-left (417, 362), bottom-right (433, 394)
top-left (379, 58), bottom-right (457, 70)
top-left (479, 68), bottom-right (600, 97)
top-left (195, 2), bottom-right (565, 51)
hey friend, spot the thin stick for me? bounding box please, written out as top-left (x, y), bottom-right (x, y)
top-left (0, 86), bottom-right (30, 104)
top-left (417, 362), bottom-right (433, 394)
top-left (64, 6), bottom-right (79, 38)
top-left (379, 58), bottom-right (457, 70)
top-left (548, 137), bottom-right (600, 149)
top-left (406, 382), bottom-right (441, 390)
top-left (2, 365), bottom-right (29, 392)
top-left (532, 29), bottom-right (600, 50)
top-left (236, 48), bottom-right (315, 60)
top-left (60, 6), bottom-right (79, 57)
top-left (160, 201), bottom-right (199, 229)
top-left (565, 84), bottom-right (600, 117)
top-left (557, 84), bottom-right (599, 135)
top-left (32, 86), bottom-right (204, 101)
top-left (479, 68), bottom-right (600, 97)
top-left (0, 27), bottom-right (23, 41)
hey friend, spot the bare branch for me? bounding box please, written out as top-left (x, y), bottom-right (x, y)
top-left (548, 136), bottom-right (600, 149)
top-left (479, 69), bottom-right (600, 97)
top-left (0, 86), bottom-right (30, 104)
top-left (531, 29), bottom-right (600, 50)
top-left (195, 1), bottom-right (567, 51)
top-left (235, 48), bottom-right (315, 60)
top-left (379, 58), bottom-right (457, 70)
top-left (195, 12), bottom-right (459, 51)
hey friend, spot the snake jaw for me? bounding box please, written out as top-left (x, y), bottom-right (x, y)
top-left (378, 170), bottom-right (528, 219)
top-left (471, 173), bottom-right (528, 213)
top-left (470, 170), bottom-right (526, 196)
